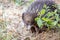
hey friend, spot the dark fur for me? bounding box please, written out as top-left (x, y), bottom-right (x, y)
top-left (22, 0), bottom-right (56, 26)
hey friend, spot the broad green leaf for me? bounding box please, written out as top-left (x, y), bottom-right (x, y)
top-left (37, 18), bottom-right (43, 28)
top-left (47, 21), bottom-right (52, 25)
top-left (52, 21), bottom-right (57, 26)
top-left (47, 12), bottom-right (54, 17)
top-left (35, 17), bottom-right (39, 21)
top-left (42, 18), bottom-right (52, 22)
top-left (40, 9), bottom-right (46, 15)
top-left (55, 14), bottom-right (59, 21)
top-left (54, 9), bottom-right (57, 13)
top-left (35, 3), bottom-right (60, 30)
top-left (43, 4), bottom-right (47, 8)
top-left (58, 24), bottom-right (60, 28)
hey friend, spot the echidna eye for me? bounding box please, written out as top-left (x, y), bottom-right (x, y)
top-left (28, 21), bottom-right (30, 23)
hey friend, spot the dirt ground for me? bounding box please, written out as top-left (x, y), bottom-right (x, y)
top-left (0, 0), bottom-right (60, 40)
